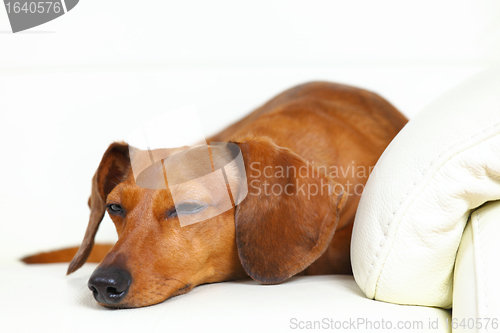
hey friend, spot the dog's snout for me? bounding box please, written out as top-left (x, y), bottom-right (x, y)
top-left (88, 268), bottom-right (131, 305)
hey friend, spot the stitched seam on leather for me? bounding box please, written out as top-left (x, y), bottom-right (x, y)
top-left (472, 213), bottom-right (483, 329)
top-left (475, 211), bottom-right (489, 333)
top-left (367, 121), bottom-right (500, 300)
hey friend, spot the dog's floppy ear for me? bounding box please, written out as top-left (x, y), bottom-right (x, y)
top-left (233, 137), bottom-right (347, 284)
top-left (67, 142), bottom-right (130, 275)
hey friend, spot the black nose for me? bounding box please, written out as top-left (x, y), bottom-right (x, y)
top-left (88, 268), bottom-right (131, 305)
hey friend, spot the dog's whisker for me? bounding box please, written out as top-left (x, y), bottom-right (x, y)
top-left (107, 170), bottom-right (124, 182)
top-left (157, 282), bottom-right (177, 289)
top-left (107, 179), bottom-right (119, 186)
top-left (163, 276), bottom-right (187, 285)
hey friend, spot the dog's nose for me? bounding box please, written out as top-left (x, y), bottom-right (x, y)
top-left (88, 268), bottom-right (131, 305)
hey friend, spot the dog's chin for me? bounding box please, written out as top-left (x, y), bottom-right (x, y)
top-left (96, 296), bottom-right (170, 309)
top-left (96, 283), bottom-right (195, 309)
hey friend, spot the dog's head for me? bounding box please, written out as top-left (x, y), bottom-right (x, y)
top-left (68, 138), bottom-right (346, 308)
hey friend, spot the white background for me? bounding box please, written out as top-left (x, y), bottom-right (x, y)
top-left (0, 0), bottom-right (499, 262)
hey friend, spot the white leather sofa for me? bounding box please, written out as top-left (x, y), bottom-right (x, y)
top-left (2, 66), bottom-right (499, 333)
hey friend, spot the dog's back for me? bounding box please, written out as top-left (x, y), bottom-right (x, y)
top-left (212, 82), bottom-right (407, 274)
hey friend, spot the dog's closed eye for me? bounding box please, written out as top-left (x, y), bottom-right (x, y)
top-left (168, 201), bottom-right (207, 219)
top-left (107, 203), bottom-right (125, 216)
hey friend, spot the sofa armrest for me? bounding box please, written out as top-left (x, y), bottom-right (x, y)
top-left (351, 65), bottom-right (500, 309)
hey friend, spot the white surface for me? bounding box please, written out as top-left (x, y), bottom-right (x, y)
top-left (453, 201), bottom-right (500, 333)
top-left (351, 66), bottom-right (500, 308)
top-left (0, 263), bottom-right (451, 333)
top-left (0, 1), bottom-right (499, 67)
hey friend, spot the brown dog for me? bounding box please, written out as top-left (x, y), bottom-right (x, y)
top-left (23, 82), bottom-right (407, 308)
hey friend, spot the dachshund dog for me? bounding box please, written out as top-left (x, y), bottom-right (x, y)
top-left (23, 82), bottom-right (407, 308)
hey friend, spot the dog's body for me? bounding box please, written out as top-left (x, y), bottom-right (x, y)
top-left (24, 82), bottom-right (407, 308)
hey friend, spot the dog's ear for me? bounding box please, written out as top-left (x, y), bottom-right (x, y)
top-left (233, 137), bottom-right (347, 284)
top-left (67, 142), bottom-right (130, 275)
